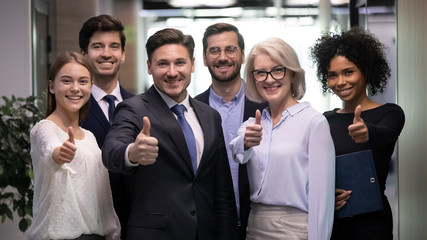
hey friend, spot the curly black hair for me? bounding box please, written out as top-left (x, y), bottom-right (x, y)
top-left (309, 27), bottom-right (390, 95)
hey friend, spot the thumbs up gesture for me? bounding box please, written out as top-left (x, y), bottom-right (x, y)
top-left (244, 109), bottom-right (263, 149)
top-left (128, 116), bottom-right (159, 165)
top-left (348, 105), bottom-right (369, 143)
top-left (53, 127), bottom-right (77, 164)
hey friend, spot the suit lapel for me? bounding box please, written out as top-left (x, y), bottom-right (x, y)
top-left (88, 95), bottom-right (110, 132)
top-left (88, 87), bottom-right (133, 131)
top-left (190, 98), bottom-right (211, 172)
top-left (143, 87), bottom-right (195, 174)
top-left (120, 86), bottom-right (133, 99)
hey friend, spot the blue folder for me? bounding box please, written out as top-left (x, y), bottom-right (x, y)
top-left (335, 150), bottom-right (383, 219)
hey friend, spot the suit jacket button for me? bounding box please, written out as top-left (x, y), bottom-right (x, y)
top-left (191, 210), bottom-right (196, 216)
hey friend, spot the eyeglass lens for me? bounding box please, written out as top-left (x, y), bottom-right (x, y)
top-left (208, 46), bottom-right (239, 57)
top-left (252, 67), bottom-right (286, 81)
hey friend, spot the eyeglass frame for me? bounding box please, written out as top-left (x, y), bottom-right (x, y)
top-left (251, 67), bottom-right (287, 82)
top-left (206, 46), bottom-right (240, 58)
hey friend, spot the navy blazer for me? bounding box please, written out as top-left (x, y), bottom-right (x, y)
top-left (102, 86), bottom-right (239, 240)
top-left (81, 86), bottom-right (134, 147)
top-left (80, 86), bottom-right (134, 239)
top-left (195, 87), bottom-right (267, 240)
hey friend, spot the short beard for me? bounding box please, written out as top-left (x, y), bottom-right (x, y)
top-left (208, 64), bottom-right (241, 83)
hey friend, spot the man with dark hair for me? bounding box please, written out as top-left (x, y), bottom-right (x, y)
top-left (79, 14), bottom-right (133, 239)
top-left (102, 28), bottom-right (238, 240)
top-left (195, 22), bottom-right (267, 240)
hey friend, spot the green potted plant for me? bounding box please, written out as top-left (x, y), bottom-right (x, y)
top-left (0, 94), bottom-right (45, 231)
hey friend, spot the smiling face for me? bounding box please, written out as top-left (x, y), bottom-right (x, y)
top-left (49, 62), bottom-right (92, 115)
top-left (82, 31), bottom-right (125, 82)
top-left (203, 31), bottom-right (245, 83)
top-left (327, 55), bottom-right (367, 104)
top-left (147, 44), bottom-right (195, 103)
top-left (253, 53), bottom-right (295, 110)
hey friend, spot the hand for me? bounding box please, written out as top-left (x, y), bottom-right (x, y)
top-left (244, 110), bottom-right (262, 150)
top-left (128, 117), bottom-right (159, 165)
top-left (348, 105), bottom-right (369, 143)
top-left (335, 188), bottom-right (352, 210)
top-left (53, 127), bottom-right (77, 164)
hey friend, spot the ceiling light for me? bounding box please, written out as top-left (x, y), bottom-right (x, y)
top-left (169, 0), bottom-right (237, 8)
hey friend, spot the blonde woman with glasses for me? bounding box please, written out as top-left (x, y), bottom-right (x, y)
top-left (229, 38), bottom-right (335, 240)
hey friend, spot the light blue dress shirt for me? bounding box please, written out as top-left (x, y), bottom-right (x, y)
top-left (208, 83), bottom-right (245, 221)
top-left (229, 102), bottom-right (335, 240)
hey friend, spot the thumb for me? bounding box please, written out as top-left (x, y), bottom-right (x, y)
top-left (141, 116), bottom-right (151, 136)
top-left (67, 126), bottom-right (75, 144)
top-left (254, 109), bottom-right (261, 125)
top-left (353, 105), bottom-right (362, 124)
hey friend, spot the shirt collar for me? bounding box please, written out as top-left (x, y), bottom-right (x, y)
top-left (262, 101), bottom-right (310, 120)
top-left (209, 80), bottom-right (245, 105)
top-left (153, 84), bottom-right (191, 109)
top-left (92, 81), bottom-right (122, 102)
top-left (287, 101), bottom-right (310, 116)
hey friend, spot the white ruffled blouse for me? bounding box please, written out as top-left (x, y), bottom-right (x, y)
top-left (25, 120), bottom-right (120, 240)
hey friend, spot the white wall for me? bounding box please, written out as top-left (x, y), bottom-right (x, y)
top-left (0, 0), bottom-right (32, 99)
top-left (0, 1), bottom-right (31, 239)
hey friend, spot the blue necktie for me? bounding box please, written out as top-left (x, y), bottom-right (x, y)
top-left (103, 95), bottom-right (116, 125)
top-left (171, 104), bottom-right (197, 174)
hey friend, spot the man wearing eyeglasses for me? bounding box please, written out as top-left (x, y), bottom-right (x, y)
top-left (195, 22), bottom-right (267, 240)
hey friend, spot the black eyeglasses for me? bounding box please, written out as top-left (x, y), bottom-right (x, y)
top-left (207, 46), bottom-right (240, 58)
top-left (252, 67), bottom-right (287, 82)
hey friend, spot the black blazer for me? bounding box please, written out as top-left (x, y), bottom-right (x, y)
top-left (195, 87), bottom-right (267, 239)
top-left (80, 86), bottom-right (133, 239)
top-left (102, 86), bottom-right (239, 240)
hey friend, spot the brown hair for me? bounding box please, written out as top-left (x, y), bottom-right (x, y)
top-left (202, 22), bottom-right (245, 53)
top-left (47, 51), bottom-right (93, 122)
top-left (145, 28), bottom-right (195, 62)
top-left (79, 14), bottom-right (126, 53)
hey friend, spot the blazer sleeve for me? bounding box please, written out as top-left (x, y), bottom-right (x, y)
top-left (210, 110), bottom-right (239, 240)
top-left (102, 98), bottom-right (143, 174)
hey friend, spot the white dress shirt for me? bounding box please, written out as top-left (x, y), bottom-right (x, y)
top-left (91, 82), bottom-right (123, 122)
top-left (125, 88), bottom-right (204, 168)
top-left (229, 102), bottom-right (335, 240)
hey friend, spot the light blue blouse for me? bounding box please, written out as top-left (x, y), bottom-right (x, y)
top-left (229, 102), bottom-right (335, 240)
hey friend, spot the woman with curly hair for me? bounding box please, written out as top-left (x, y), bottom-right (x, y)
top-left (310, 27), bottom-right (405, 239)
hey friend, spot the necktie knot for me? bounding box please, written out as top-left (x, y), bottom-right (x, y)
top-left (103, 95), bottom-right (116, 125)
top-left (103, 95), bottom-right (116, 105)
top-left (171, 104), bottom-right (186, 116)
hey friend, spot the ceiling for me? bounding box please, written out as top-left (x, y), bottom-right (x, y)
top-left (141, 0), bottom-right (394, 9)
top-left (142, 0), bottom-right (272, 9)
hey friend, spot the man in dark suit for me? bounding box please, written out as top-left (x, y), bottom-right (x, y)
top-left (102, 28), bottom-right (238, 240)
top-left (78, 15), bottom-right (133, 239)
top-left (195, 23), bottom-right (267, 240)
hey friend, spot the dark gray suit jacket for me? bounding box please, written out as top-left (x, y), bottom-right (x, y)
top-left (195, 87), bottom-right (267, 240)
top-left (102, 86), bottom-right (238, 240)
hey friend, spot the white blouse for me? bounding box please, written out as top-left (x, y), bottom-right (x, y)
top-left (229, 102), bottom-right (335, 240)
top-left (26, 120), bottom-right (120, 240)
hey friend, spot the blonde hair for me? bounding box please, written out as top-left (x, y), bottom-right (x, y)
top-left (245, 38), bottom-right (305, 103)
